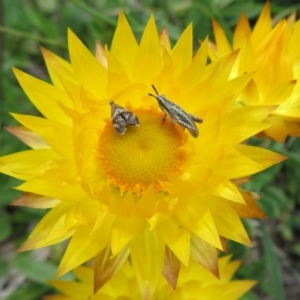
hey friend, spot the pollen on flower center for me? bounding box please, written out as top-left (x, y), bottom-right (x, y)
top-left (98, 108), bottom-right (188, 194)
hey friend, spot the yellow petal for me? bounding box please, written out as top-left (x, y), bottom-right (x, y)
top-left (159, 27), bottom-right (171, 52)
top-left (5, 126), bottom-right (49, 149)
top-left (57, 215), bottom-right (113, 276)
top-left (11, 192), bottom-right (60, 208)
top-left (175, 37), bottom-right (208, 90)
top-left (264, 116), bottom-right (288, 142)
top-left (129, 228), bottom-right (164, 300)
top-left (203, 50), bottom-right (239, 85)
top-left (19, 201), bottom-right (74, 251)
top-left (251, 2), bottom-right (272, 45)
top-left (214, 180), bottom-right (245, 204)
top-left (73, 265), bottom-right (93, 285)
top-left (0, 149), bottom-right (59, 180)
top-left (47, 280), bottom-right (91, 298)
top-left (176, 196), bottom-right (222, 250)
top-left (13, 68), bottom-right (72, 126)
top-left (190, 233), bottom-right (219, 278)
top-left (15, 177), bottom-right (87, 202)
top-left (218, 154), bottom-right (263, 179)
top-left (111, 11), bottom-right (138, 73)
top-left (264, 80), bottom-right (296, 105)
top-left (132, 15), bottom-right (161, 83)
top-left (68, 28), bottom-right (107, 99)
top-left (207, 196), bottom-right (252, 246)
top-left (171, 23), bottom-right (193, 77)
top-left (105, 48), bottom-right (131, 96)
top-left (41, 46), bottom-right (75, 89)
top-left (241, 79), bottom-right (261, 105)
top-left (162, 246), bottom-right (181, 289)
top-left (135, 185), bottom-right (157, 218)
top-left (230, 188), bottom-right (266, 219)
top-left (212, 18), bottom-right (232, 56)
top-left (155, 217), bottom-right (190, 266)
top-left (94, 245), bottom-right (129, 292)
top-left (221, 280), bottom-right (257, 299)
top-left (236, 144), bottom-right (287, 169)
top-left (233, 12), bottom-right (251, 50)
top-left (11, 114), bottom-right (73, 158)
top-left (111, 216), bottom-right (146, 255)
top-left (95, 41), bottom-right (107, 68)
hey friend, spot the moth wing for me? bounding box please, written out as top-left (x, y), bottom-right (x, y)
top-left (121, 111), bottom-right (140, 126)
top-left (110, 103), bottom-right (126, 118)
top-left (186, 126), bottom-right (199, 138)
top-left (113, 115), bottom-right (127, 134)
top-left (171, 110), bottom-right (199, 138)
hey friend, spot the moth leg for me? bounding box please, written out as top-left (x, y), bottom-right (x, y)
top-left (161, 113), bottom-right (167, 125)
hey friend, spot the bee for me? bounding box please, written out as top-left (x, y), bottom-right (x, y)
top-left (109, 100), bottom-right (140, 135)
top-left (148, 85), bottom-right (202, 138)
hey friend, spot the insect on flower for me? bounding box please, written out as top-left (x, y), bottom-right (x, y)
top-left (109, 100), bottom-right (140, 134)
top-left (148, 85), bottom-right (203, 138)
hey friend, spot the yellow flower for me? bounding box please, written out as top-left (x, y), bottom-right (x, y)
top-left (45, 255), bottom-right (256, 300)
top-left (209, 2), bottom-right (300, 142)
top-left (0, 12), bottom-right (284, 298)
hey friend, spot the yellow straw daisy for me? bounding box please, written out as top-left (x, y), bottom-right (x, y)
top-left (209, 2), bottom-right (300, 142)
top-left (44, 255), bottom-right (256, 300)
top-left (0, 12), bottom-right (284, 298)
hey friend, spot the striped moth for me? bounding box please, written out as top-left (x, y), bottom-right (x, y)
top-left (148, 85), bottom-right (202, 138)
top-left (109, 100), bottom-right (140, 135)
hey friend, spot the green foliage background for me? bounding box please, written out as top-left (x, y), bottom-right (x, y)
top-left (0, 0), bottom-right (300, 299)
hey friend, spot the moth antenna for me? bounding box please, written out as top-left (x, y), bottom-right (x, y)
top-left (108, 93), bottom-right (122, 106)
top-left (112, 93), bottom-right (121, 101)
top-left (148, 93), bottom-right (157, 98)
top-left (151, 85), bottom-right (159, 95)
top-left (99, 100), bottom-right (110, 106)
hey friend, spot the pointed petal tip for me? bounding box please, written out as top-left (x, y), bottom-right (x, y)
top-left (211, 261), bottom-right (220, 279)
top-left (17, 241), bottom-right (31, 252)
top-left (12, 67), bottom-right (22, 76)
top-left (162, 247), bottom-right (181, 289)
top-left (56, 265), bottom-right (66, 278)
top-left (118, 10), bottom-right (126, 20)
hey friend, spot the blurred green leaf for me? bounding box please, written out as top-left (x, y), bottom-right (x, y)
top-left (0, 213), bottom-right (12, 242)
top-left (0, 257), bottom-right (8, 276)
top-left (5, 282), bottom-right (51, 300)
top-left (10, 253), bottom-right (73, 284)
top-left (240, 291), bottom-right (260, 300)
top-left (10, 253), bottom-right (58, 285)
top-left (261, 221), bottom-right (285, 300)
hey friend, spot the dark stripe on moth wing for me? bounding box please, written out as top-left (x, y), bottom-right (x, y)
top-left (121, 112), bottom-right (140, 126)
top-left (159, 96), bottom-right (198, 128)
top-left (113, 115), bottom-right (127, 134)
top-left (148, 85), bottom-right (201, 138)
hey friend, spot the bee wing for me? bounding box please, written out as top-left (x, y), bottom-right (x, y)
top-left (121, 111), bottom-right (140, 126)
top-left (113, 115), bottom-right (127, 134)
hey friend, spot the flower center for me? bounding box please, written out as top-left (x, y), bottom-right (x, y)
top-left (98, 108), bottom-right (188, 194)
